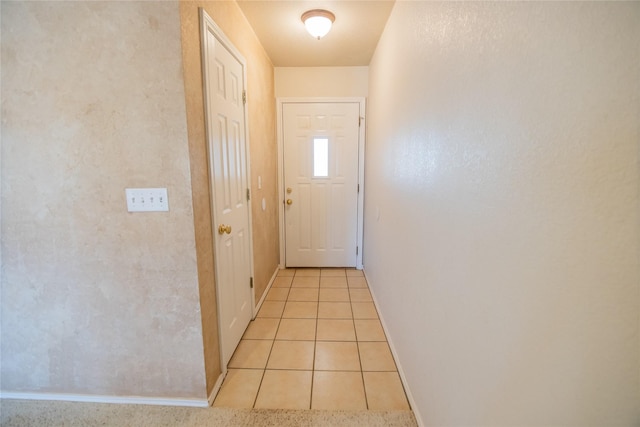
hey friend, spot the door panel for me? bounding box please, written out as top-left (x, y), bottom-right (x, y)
top-left (283, 102), bottom-right (360, 267)
top-left (202, 13), bottom-right (252, 369)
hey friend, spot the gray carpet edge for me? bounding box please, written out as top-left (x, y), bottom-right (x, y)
top-left (1, 399), bottom-right (418, 427)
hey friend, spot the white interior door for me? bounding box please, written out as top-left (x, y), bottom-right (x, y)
top-left (283, 102), bottom-right (361, 267)
top-left (201, 11), bottom-right (253, 368)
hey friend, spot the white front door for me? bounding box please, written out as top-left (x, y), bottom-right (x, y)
top-left (282, 102), bottom-right (361, 267)
top-left (201, 11), bottom-right (253, 368)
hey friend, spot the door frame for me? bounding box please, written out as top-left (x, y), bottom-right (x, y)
top-left (276, 97), bottom-right (366, 269)
top-left (200, 9), bottom-right (256, 373)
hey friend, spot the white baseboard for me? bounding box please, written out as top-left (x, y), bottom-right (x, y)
top-left (207, 371), bottom-right (226, 406)
top-left (363, 270), bottom-right (425, 427)
top-left (253, 266), bottom-right (280, 319)
top-left (0, 391), bottom-right (209, 407)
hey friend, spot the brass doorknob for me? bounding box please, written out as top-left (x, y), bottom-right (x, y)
top-left (218, 224), bottom-right (232, 235)
top-left (286, 199), bottom-right (293, 205)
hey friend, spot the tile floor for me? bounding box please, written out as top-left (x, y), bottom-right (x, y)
top-left (213, 268), bottom-right (410, 411)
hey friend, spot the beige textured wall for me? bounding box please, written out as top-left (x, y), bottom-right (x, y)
top-left (1, 2), bottom-right (206, 399)
top-left (274, 67), bottom-right (369, 98)
top-left (179, 1), bottom-right (278, 395)
top-left (365, 2), bottom-right (640, 426)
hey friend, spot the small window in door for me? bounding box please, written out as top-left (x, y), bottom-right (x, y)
top-left (313, 137), bottom-right (329, 177)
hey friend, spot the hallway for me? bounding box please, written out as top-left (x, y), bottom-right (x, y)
top-left (213, 268), bottom-right (410, 411)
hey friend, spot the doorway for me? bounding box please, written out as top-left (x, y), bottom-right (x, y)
top-left (201, 10), bottom-right (254, 370)
top-left (278, 99), bottom-right (365, 269)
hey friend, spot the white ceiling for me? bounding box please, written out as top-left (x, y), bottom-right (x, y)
top-left (236, 1), bottom-right (396, 67)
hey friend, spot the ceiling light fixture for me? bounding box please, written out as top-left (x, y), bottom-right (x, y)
top-left (301, 9), bottom-right (335, 40)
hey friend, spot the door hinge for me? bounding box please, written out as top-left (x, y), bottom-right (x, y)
top-left (357, 184), bottom-right (360, 193)
top-left (247, 188), bottom-right (250, 201)
top-left (356, 246), bottom-right (359, 255)
top-left (250, 277), bottom-right (254, 288)
top-left (359, 116), bottom-right (364, 127)
top-left (242, 90), bottom-right (247, 105)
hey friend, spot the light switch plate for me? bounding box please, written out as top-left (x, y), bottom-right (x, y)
top-left (126, 188), bottom-right (169, 212)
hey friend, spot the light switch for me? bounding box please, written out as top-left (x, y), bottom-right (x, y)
top-left (126, 188), bottom-right (169, 212)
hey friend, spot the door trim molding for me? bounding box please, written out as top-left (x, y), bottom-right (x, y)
top-left (276, 97), bottom-right (366, 269)
top-left (200, 8), bottom-right (256, 373)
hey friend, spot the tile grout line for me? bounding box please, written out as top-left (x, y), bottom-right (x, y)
top-left (251, 367), bottom-right (267, 409)
top-left (221, 269), bottom-right (406, 411)
top-left (251, 270), bottom-right (292, 409)
top-left (254, 269), bottom-right (401, 411)
top-left (291, 268), bottom-right (318, 410)
top-left (349, 272), bottom-right (370, 410)
top-left (292, 267), bottom-right (316, 410)
top-left (308, 270), bottom-right (321, 409)
top-left (250, 318), bottom-right (278, 408)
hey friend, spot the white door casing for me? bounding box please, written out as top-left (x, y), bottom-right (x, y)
top-left (280, 101), bottom-right (364, 268)
top-left (201, 10), bottom-right (254, 370)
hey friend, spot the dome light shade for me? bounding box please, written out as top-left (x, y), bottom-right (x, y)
top-left (301, 9), bottom-right (335, 40)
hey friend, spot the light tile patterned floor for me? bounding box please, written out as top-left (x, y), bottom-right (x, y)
top-left (213, 268), bottom-right (410, 411)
